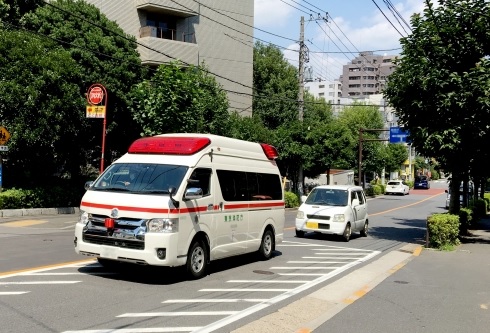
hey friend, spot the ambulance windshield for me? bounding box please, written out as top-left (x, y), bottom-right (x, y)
top-left (92, 163), bottom-right (188, 194)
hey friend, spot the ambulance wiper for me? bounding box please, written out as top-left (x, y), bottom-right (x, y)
top-left (140, 190), bottom-right (170, 194)
top-left (97, 187), bottom-right (131, 192)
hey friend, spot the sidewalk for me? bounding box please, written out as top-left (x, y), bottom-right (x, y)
top-left (231, 216), bottom-right (490, 333)
top-left (310, 216), bottom-right (490, 333)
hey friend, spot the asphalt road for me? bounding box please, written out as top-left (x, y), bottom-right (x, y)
top-left (0, 181), bottom-right (448, 333)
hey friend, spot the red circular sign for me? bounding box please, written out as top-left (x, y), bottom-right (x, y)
top-left (88, 86), bottom-right (104, 105)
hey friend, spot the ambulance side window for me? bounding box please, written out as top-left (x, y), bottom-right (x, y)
top-left (187, 168), bottom-right (212, 196)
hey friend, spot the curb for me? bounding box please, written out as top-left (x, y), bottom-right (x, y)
top-left (0, 207), bottom-right (79, 218)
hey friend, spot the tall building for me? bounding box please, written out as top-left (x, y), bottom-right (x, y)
top-left (340, 51), bottom-right (397, 98)
top-left (85, 0), bottom-right (253, 116)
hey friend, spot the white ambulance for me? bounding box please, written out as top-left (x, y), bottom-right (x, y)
top-left (74, 133), bottom-right (285, 279)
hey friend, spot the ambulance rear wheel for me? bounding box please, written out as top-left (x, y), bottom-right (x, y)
top-left (186, 240), bottom-right (208, 279)
top-left (258, 229), bottom-right (274, 260)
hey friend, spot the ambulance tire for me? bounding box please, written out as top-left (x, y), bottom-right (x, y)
top-left (186, 239), bottom-right (208, 280)
top-left (258, 229), bottom-right (275, 260)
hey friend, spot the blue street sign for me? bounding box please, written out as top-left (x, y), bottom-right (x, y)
top-left (389, 127), bottom-right (410, 143)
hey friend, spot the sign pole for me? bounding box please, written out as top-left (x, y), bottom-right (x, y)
top-left (86, 84), bottom-right (108, 174)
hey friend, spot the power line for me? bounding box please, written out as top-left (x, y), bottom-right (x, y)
top-left (193, 0), bottom-right (298, 42)
top-left (371, 0), bottom-right (405, 38)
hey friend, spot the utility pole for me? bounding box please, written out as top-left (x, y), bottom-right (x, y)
top-left (298, 16), bottom-right (305, 122)
top-left (297, 16), bottom-right (305, 195)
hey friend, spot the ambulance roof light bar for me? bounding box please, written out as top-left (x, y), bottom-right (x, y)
top-left (128, 137), bottom-right (211, 155)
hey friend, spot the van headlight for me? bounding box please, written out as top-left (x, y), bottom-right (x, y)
top-left (79, 210), bottom-right (89, 225)
top-left (332, 214), bottom-right (345, 222)
top-left (147, 218), bottom-right (178, 233)
top-left (296, 210), bottom-right (305, 219)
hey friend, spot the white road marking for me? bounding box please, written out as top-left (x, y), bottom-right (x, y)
top-left (62, 328), bottom-right (201, 333)
top-left (199, 288), bottom-right (291, 292)
top-left (194, 249), bottom-right (381, 333)
top-left (0, 291), bottom-right (30, 295)
top-left (227, 280), bottom-right (308, 284)
top-left (163, 299), bottom-right (267, 303)
top-left (117, 311), bottom-right (238, 317)
top-left (270, 266), bottom-right (342, 270)
top-left (0, 281), bottom-right (81, 285)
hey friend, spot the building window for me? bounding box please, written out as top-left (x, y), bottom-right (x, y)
top-left (349, 76), bottom-right (361, 80)
top-left (319, 84), bottom-right (325, 88)
top-left (319, 92), bottom-right (325, 97)
top-left (329, 92), bottom-right (334, 96)
top-left (383, 59), bottom-right (392, 63)
top-left (348, 84), bottom-right (361, 88)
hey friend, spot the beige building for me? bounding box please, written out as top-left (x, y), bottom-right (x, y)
top-left (340, 51), bottom-right (397, 98)
top-left (86, 0), bottom-right (253, 115)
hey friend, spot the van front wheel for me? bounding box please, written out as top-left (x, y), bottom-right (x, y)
top-left (258, 229), bottom-right (274, 260)
top-left (186, 240), bottom-right (208, 279)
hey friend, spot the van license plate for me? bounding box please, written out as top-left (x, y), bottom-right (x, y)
top-left (306, 222), bottom-right (318, 229)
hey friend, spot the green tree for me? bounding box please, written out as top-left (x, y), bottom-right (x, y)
top-left (0, 0), bottom-right (44, 26)
top-left (384, 143), bottom-right (409, 174)
top-left (131, 61), bottom-right (230, 136)
top-left (0, 29), bottom-right (82, 188)
top-left (337, 102), bottom-right (385, 183)
top-left (384, 0), bottom-right (490, 212)
top-left (1, 0), bottom-right (145, 188)
top-left (253, 42), bottom-right (298, 129)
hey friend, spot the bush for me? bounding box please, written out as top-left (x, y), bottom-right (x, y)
top-left (372, 184), bottom-right (383, 195)
top-left (471, 199), bottom-right (487, 221)
top-left (364, 186), bottom-right (374, 197)
top-left (405, 180), bottom-right (414, 189)
top-left (284, 191), bottom-right (300, 208)
top-left (427, 213), bottom-right (460, 249)
top-left (430, 169), bottom-right (439, 180)
top-left (0, 186), bottom-right (84, 209)
top-left (458, 208), bottom-right (473, 235)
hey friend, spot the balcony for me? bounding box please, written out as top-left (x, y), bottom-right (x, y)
top-left (139, 26), bottom-right (195, 43)
top-left (135, 0), bottom-right (198, 17)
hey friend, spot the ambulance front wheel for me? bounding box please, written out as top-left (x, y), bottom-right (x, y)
top-left (186, 239), bottom-right (208, 279)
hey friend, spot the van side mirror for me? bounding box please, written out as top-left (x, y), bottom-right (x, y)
top-left (301, 195), bottom-right (307, 203)
top-left (185, 187), bottom-right (203, 200)
top-left (84, 181), bottom-right (94, 191)
top-left (352, 198), bottom-right (360, 207)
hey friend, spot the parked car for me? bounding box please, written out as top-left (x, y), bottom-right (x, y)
top-left (414, 175), bottom-right (430, 189)
top-left (385, 180), bottom-right (410, 195)
top-left (295, 185), bottom-right (368, 242)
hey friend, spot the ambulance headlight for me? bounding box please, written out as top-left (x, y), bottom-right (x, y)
top-left (147, 218), bottom-right (178, 233)
top-left (79, 210), bottom-right (89, 225)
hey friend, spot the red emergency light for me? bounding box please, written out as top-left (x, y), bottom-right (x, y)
top-left (128, 137), bottom-right (211, 155)
top-left (260, 143), bottom-right (279, 160)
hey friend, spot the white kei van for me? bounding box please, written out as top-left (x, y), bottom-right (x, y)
top-left (295, 185), bottom-right (368, 242)
top-left (74, 134), bottom-right (285, 279)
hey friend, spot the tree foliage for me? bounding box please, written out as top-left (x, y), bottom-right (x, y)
top-left (0, 0), bottom-right (145, 188)
top-left (384, 143), bottom-right (408, 173)
top-left (337, 102), bottom-right (385, 178)
top-left (130, 62), bottom-right (230, 136)
top-left (253, 41), bottom-right (299, 129)
top-left (384, 0), bottom-right (490, 211)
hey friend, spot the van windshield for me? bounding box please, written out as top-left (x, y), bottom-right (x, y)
top-left (92, 163), bottom-right (188, 194)
top-left (305, 188), bottom-right (348, 206)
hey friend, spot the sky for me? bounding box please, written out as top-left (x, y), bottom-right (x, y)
top-left (253, 0), bottom-right (428, 81)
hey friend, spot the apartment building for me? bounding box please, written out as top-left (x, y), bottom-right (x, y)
top-left (340, 51), bottom-right (397, 98)
top-left (85, 0), bottom-right (253, 116)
